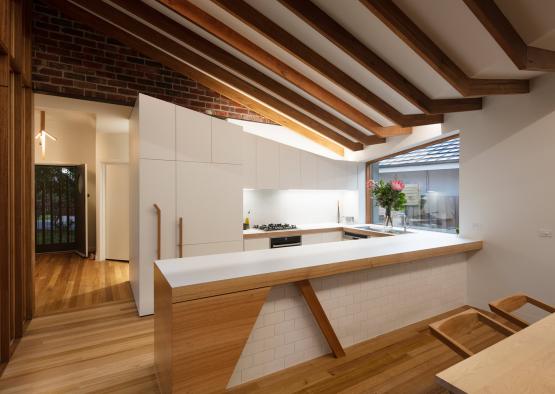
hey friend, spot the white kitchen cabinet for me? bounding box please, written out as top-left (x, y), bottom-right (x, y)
top-left (300, 151), bottom-right (319, 190)
top-left (242, 132), bottom-right (257, 189)
top-left (341, 161), bottom-right (358, 190)
top-left (175, 105), bottom-right (211, 163)
top-left (256, 137), bottom-right (279, 189)
top-left (184, 240), bottom-right (243, 257)
top-left (317, 157), bottom-right (342, 190)
top-left (321, 231), bottom-right (344, 243)
top-left (279, 144), bottom-right (301, 189)
top-left (131, 95), bottom-right (244, 316)
top-left (136, 94), bottom-right (175, 160)
top-left (302, 233), bottom-right (324, 245)
top-left (212, 117), bottom-right (243, 165)
top-left (177, 162), bottom-right (243, 245)
top-left (316, 157), bottom-right (358, 190)
top-left (243, 238), bottom-right (270, 251)
top-left (131, 158), bottom-right (176, 316)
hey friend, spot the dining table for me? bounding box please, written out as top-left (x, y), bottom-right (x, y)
top-left (436, 311), bottom-right (555, 393)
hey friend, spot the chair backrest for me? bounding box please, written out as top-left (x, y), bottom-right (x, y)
top-left (489, 294), bottom-right (555, 329)
top-left (429, 308), bottom-right (515, 359)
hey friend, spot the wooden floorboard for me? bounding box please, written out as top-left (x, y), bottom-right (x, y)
top-left (0, 289), bottom-right (512, 393)
top-left (34, 253), bottom-right (133, 316)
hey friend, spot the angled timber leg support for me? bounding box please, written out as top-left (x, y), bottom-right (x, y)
top-left (295, 279), bottom-right (346, 358)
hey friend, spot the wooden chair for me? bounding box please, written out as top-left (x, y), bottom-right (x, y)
top-left (489, 293), bottom-right (555, 329)
top-left (429, 308), bottom-right (516, 359)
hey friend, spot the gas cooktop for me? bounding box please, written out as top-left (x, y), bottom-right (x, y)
top-left (254, 223), bottom-right (297, 232)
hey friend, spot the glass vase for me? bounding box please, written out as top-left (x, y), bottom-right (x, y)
top-left (383, 207), bottom-right (393, 232)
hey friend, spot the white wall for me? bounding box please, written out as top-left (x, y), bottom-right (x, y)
top-left (444, 73), bottom-right (555, 321)
top-left (243, 189), bottom-right (358, 225)
top-left (34, 109), bottom-right (97, 251)
top-left (96, 132), bottom-right (129, 163)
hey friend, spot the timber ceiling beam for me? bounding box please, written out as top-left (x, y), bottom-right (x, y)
top-left (463, 0), bottom-right (555, 72)
top-left (361, 0), bottom-right (530, 96)
top-left (109, 0), bottom-right (381, 146)
top-left (210, 0), bottom-right (443, 126)
top-left (156, 0), bottom-right (429, 137)
top-left (279, 0), bottom-right (482, 115)
top-left (48, 0), bottom-right (356, 155)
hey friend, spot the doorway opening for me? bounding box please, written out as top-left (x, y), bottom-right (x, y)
top-left (32, 100), bottom-right (133, 317)
top-left (35, 164), bottom-right (87, 255)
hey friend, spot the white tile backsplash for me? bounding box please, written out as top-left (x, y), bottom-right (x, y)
top-left (227, 253), bottom-right (467, 387)
top-left (243, 189), bottom-right (358, 225)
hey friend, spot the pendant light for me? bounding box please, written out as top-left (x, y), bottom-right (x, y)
top-left (35, 111), bottom-right (57, 159)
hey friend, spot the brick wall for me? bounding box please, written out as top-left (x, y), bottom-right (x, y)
top-left (31, 1), bottom-right (272, 123)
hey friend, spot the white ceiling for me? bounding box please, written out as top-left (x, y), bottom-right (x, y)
top-left (394, 0), bottom-right (542, 79)
top-left (496, 0), bottom-right (555, 50)
top-left (133, 0), bottom-right (550, 144)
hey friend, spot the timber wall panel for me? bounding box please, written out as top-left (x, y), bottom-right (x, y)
top-left (0, 0), bottom-right (33, 370)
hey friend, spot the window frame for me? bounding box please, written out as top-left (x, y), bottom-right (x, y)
top-left (365, 133), bottom-right (460, 226)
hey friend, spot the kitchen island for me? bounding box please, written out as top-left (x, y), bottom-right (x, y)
top-left (154, 231), bottom-right (482, 393)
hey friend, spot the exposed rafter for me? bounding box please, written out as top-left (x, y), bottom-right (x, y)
top-left (210, 0), bottom-right (443, 127)
top-left (463, 0), bottom-right (555, 72)
top-left (156, 0), bottom-right (423, 137)
top-left (279, 0), bottom-right (482, 114)
top-left (360, 0), bottom-right (530, 96)
top-left (110, 0), bottom-right (383, 146)
top-left (46, 0), bottom-right (358, 155)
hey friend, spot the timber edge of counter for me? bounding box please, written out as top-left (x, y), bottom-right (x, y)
top-left (153, 235), bottom-right (482, 393)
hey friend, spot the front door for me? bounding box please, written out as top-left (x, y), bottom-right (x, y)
top-left (35, 164), bottom-right (87, 255)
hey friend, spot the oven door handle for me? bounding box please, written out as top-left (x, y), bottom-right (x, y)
top-left (271, 242), bottom-right (302, 248)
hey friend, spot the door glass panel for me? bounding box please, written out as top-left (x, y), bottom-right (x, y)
top-left (35, 165), bottom-right (78, 252)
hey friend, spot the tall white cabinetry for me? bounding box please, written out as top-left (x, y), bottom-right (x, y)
top-left (242, 134), bottom-right (358, 191)
top-left (130, 94), bottom-right (243, 316)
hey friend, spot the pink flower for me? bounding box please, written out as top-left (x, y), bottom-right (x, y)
top-left (391, 180), bottom-right (405, 191)
top-left (367, 179), bottom-right (375, 190)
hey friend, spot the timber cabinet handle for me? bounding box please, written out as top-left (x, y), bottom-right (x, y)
top-left (178, 217), bottom-right (183, 258)
top-left (153, 204), bottom-right (161, 260)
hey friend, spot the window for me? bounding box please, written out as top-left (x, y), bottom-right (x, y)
top-left (369, 138), bottom-right (459, 233)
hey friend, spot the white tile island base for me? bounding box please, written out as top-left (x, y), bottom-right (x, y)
top-left (154, 233), bottom-right (480, 393)
top-left (228, 253), bottom-right (467, 387)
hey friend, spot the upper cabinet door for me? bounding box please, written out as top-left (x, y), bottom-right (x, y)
top-left (212, 118), bottom-right (243, 165)
top-left (256, 138), bottom-right (279, 189)
top-left (279, 145), bottom-right (301, 190)
top-left (317, 157), bottom-right (342, 190)
top-left (242, 132), bottom-right (257, 189)
top-left (176, 162), bottom-right (243, 245)
top-left (343, 161), bottom-right (358, 190)
top-left (300, 151), bottom-right (319, 190)
top-left (175, 105), bottom-right (211, 163)
top-left (138, 94), bottom-right (175, 161)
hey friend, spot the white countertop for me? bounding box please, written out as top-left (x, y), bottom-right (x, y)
top-left (156, 231), bottom-right (480, 290)
top-left (242, 222), bottom-right (412, 236)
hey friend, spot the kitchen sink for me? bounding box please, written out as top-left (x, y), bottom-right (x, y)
top-left (354, 225), bottom-right (408, 235)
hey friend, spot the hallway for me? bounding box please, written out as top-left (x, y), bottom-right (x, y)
top-left (34, 253), bottom-right (132, 316)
